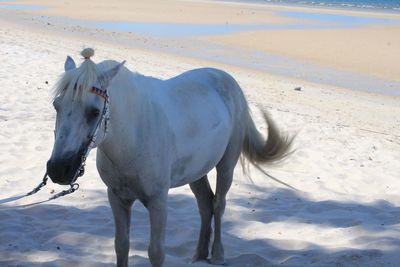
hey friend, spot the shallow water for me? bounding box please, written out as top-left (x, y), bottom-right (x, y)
top-left (215, 0), bottom-right (400, 12)
top-left (89, 21), bottom-right (333, 37)
top-left (94, 22), bottom-right (272, 37)
top-left (281, 11), bottom-right (400, 26)
top-left (0, 4), bottom-right (45, 10)
top-left (84, 12), bottom-right (400, 38)
top-left (1, 3), bottom-right (399, 37)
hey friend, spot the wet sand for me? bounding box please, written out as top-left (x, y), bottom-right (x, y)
top-left (2, 0), bottom-right (400, 90)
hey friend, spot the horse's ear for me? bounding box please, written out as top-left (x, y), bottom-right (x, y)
top-left (99, 61), bottom-right (126, 88)
top-left (64, 56), bottom-right (76, 71)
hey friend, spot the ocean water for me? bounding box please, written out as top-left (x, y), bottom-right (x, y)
top-left (222, 0), bottom-right (400, 12)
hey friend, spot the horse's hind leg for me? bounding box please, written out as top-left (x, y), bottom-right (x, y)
top-left (189, 175), bottom-right (214, 262)
top-left (211, 167), bottom-right (233, 265)
top-left (211, 138), bottom-right (242, 265)
top-left (108, 188), bottom-right (134, 267)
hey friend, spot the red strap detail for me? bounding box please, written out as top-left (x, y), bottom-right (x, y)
top-left (90, 87), bottom-right (107, 98)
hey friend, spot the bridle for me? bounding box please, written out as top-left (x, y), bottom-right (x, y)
top-left (2, 87), bottom-right (110, 204)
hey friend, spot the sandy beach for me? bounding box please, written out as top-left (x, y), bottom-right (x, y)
top-left (204, 24), bottom-right (400, 81)
top-left (1, 0), bottom-right (400, 266)
top-left (4, 0), bottom-right (400, 82)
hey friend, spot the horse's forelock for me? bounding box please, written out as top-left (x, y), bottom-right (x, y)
top-left (53, 59), bottom-right (99, 101)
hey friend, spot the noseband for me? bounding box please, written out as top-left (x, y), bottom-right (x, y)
top-left (26, 87), bottom-right (110, 201)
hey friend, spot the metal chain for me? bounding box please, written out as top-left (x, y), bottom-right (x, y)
top-left (26, 172), bottom-right (49, 196)
top-left (49, 183), bottom-right (79, 200)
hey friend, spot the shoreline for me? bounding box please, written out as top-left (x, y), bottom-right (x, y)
top-left (1, 12), bottom-right (399, 134)
top-left (1, 2), bottom-right (400, 95)
top-left (210, 0), bottom-right (400, 15)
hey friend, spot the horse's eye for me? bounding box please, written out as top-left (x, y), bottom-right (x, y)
top-left (88, 108), bottom-right (100, 118)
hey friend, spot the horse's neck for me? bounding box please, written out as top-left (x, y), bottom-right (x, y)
top-left (100, 70), bottom-right (162, 161)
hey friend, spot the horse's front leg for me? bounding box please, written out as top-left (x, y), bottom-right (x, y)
top-left (108, 188), bottom-right (134, 267)
top-left (145, 192), bottom-right (168, 267)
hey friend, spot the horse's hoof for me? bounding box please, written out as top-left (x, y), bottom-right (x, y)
top-left (209, 257), bottom-right (226, 266)
top-left (191, 253), bottom-right (208, 263)
top-left (191, 248), bottom-right (210, 263)
top-left (190, 258), bottom-right (208, 265)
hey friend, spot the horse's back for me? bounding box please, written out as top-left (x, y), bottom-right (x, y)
top-left (162, 67), bottom-right (245, 137)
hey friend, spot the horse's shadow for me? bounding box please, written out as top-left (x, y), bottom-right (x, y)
top-left (1, 187), bottom-right (400, 266)
top-left (223, 187), bottom-right (400, 266)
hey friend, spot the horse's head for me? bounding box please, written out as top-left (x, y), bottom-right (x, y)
top-left (47, 49), bottom-right (124, 185)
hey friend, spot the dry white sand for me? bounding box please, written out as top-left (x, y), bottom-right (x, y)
top-left (1, 6), bottom-right (400, 267)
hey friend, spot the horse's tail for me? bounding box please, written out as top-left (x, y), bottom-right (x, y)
top-left (241, 109), bottom-right (294, 173)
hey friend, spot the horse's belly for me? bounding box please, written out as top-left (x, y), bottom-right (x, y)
top-left (160, 75), bottom-right (238, 187)
top-left (169, 112), bottom-right (231, 188)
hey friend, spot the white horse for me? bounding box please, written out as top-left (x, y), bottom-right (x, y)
top-left (47, 48), bottom-right (293, 267)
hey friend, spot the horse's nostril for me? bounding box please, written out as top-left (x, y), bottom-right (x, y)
top-left (64, 164), bottom-right (71, 175)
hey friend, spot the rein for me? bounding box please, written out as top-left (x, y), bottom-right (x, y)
top-left (0, 87), bottom-right (110, 207)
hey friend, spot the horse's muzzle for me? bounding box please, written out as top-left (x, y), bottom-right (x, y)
top-left (47, 153), bottom-right (81, 185)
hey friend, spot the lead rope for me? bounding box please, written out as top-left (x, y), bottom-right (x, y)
top-left (26, 172), bottom-right (49, 196)
top-left (26, 170), bottom-right (81, 201)
top-left (5, 158), bottom-right (85, 205)
top-left (0, 88), bottom-right (109, 206)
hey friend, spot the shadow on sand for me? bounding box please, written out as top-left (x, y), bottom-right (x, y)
top-left (1, 187), bottom-right (400, 266)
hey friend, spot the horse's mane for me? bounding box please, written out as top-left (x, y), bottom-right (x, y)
top-left (53, 48), bottom-right (100, 101)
